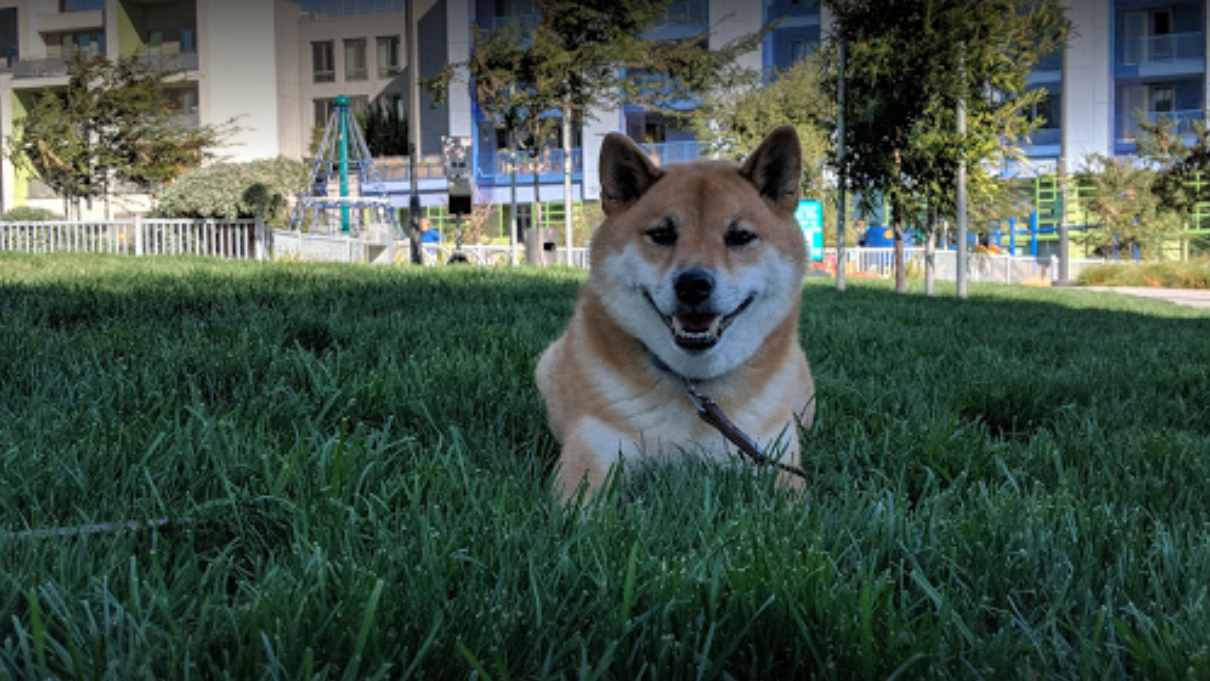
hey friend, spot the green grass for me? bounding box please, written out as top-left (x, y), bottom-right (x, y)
top-left (1, 253), bottom-right (1209, 679)
top-left (1078, 259), bottom-right (1210, 289)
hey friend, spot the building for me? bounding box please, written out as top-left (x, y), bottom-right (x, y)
top-left (0, 0), bottom-right (1205, 231)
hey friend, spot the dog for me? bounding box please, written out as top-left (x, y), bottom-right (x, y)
top-left (535, 125), bottom-right (816, 498)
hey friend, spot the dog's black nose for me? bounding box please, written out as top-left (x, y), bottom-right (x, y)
top-left (674, 269), bottom-right (715, 306)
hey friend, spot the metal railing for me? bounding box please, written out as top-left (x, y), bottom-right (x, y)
top-left (1120, 109), bottom-right (1204, 143)
top-left (1118, 32), bottom-right (1205, 65)
top-left (823, 247), bottom-right (1108, 285)
top-left (0, 223), bottom-right (1116, 282)
top-left (13, 57), bottom-right (68, 79)
top-left (640, 141), bottom-right (704, 166)
top-left (297, 0), bottom-right (403, 18)
top-left (0, 218), bottom-right (266, 260)
top-left (475, 148), bottom-right (583, 184)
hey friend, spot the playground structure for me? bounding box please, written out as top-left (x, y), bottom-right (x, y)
top-left (859, 172), bottom-right (1210, 261)
top-left (288, 95), bottom-right (400, 248)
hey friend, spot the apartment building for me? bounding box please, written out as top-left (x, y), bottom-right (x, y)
top-left (0, 0), bottom-right (282, 214)
top-left (0, 0), bottom-right (1205, 223)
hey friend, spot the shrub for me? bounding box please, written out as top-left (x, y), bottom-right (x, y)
top-left (1078, 260), bottom-right (1210, 289)
top-left (1, 206), bottom-right (64, 222)
top-left (154, 157), bottom-right (308, 226)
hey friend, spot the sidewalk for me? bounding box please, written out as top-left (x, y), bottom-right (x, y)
top-left (1084, 286), bottom-right (1210, 310)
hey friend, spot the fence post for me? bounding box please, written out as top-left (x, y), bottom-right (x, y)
top-left (134, 216), bottom-right (144, 256)
top-left (254, 218), bottom-right (266, 261)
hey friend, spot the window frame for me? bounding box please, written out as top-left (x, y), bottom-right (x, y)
top-left (376, 35), bottom-right (401, 79)
top-left (312, 40), bottom-right (335, 83)
top-left (344, 37), bottom-right (368, 82)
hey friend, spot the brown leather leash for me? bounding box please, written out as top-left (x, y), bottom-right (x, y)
top-left (681, 377), bottom-right (811, 481)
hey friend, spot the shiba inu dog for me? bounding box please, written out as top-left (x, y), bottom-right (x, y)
top-left (535, 125), bottom-right (816, 497)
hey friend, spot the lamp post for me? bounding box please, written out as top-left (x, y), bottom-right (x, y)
top-left (406, 0), bottom-right (423, 264)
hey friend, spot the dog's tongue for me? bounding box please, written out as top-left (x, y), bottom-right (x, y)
top-left (674, 314), bottom-right (721, 334)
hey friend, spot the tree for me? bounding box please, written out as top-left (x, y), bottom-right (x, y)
top-left (6, 53), bottom-right (231, 217)
top-left (1077, 154), bottom-right (1183, 259)
top-left (154, 157), bottom-right (308, 226)
top-left (357, 98), bottom-right (409, 157)
top-left (686, 55), bottom-right (833, 196)
top-left (429, 0), bottom-right (770, 262)
top-left (1136, 111), bottom-right (1210, 224)
top-left (821, 0), bottom-right (1069, 293)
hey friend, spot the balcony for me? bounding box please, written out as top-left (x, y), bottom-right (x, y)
top-left (647, 0), bottom-right (707, 40)
top-left (640, 140), bottom-right (703, 166)
top-left (35, 9), bottom-right (103, 34)
top-left (1116, 108), bottom-right (1204, 147)
top-left (13, 57), bottom-right (69, 79)
top-left (136, 51), bottom-right (200, 72)
top-left (475, 148), bottom-right (583, 185)
top-left (481, 14), bottom-right (539, 31)
top-left (1116, 32), bottom-right (1205, 78)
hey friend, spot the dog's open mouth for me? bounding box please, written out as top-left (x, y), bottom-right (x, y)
top-left (645, 292), bottom-right (754, 352)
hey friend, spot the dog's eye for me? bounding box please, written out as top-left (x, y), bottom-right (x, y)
top-left (645, 226), bottom-right (677, 246)
top-left (725, 227), bottom-right (758, 248)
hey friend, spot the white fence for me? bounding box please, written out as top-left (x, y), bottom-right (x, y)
top-left (4, 220), bottom-right (1117, 285)
top-left (0, 218), bottom-right (266, 260)
top-left (826, 247), bottom-right (1107, 285)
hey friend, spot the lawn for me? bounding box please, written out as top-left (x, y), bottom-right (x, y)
top-left (1, 254), bottom-right (1209, 680)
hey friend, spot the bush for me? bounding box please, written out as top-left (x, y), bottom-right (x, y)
top-left (154, 157), bottom-right (308, 226)
top-left (1077, 260), bottom-right (1210, 289)
top-left (1, 206), bottom-right (64, 222)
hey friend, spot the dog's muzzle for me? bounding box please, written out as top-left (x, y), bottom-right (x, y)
top-left (644, 288), bottom-right (755, 353)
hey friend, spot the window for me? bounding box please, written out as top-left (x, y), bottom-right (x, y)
top-left (790, 39), bottom-right (807, 63)
top-left (377, 36), bottom-right (401, 78)
top-left (1151, 10), bottom-right (1173, 60)
top-left (314, 98), bottom-right (334, 127)
top-left (61, 31), bottom-right (104, 57)
top-left (312, 41), bottom-right (334, 83)
top-left (344, 38), bottom-right (367, 81)
top-left (1151, 85), bottom-right (1175, 114)
top-left (169, 88), bottom-right (198, 115)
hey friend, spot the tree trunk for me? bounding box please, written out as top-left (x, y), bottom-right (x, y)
top-left (893, 222), bottom-right (907, 293)
top-left (561, 102), bottom-right (574, 266)
top-left (508, 135), bottom-right (518, 266)
top-left (925, 205), bottom-right (936, 296)
top-left (532, 151), bottom-right (543, 265)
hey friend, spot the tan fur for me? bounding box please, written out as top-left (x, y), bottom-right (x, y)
top-left (535, 126), bottom-right (816, 498)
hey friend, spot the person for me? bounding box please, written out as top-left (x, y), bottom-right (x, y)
top-left (420, 216), bottom-right (441, 244)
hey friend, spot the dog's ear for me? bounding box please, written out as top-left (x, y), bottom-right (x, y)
top-left (740, 125), bottom-right (802, 212)
top-left (600, 133), bottom-right (663, 215)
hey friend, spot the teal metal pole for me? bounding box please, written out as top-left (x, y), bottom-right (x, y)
top-left (336, 95), bottom-right (351, 234)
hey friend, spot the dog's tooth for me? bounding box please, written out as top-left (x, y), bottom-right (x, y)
top-left (671, 317), bottom-right (685, 334)
top-left (708, 316), bottom-right (723, 336)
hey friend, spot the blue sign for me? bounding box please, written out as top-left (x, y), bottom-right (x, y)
top-left (795, 200), bottom-right (824, 261)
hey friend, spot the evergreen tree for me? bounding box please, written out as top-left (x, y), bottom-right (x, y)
top-left (429, 0), bottom-right (770, 255)
top-left (821, 0), bottom-right (1069, 293)
top-left (6, 52), bottom-right (231, 215)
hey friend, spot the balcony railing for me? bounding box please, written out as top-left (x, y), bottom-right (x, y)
top-left (475, 148), bottom-right (583, 184)
top-left (481, 14), bottom-right (540, 31)
top-left (1119, 109), bottom-right (1204, 142)
top-left (298, 0), bottom-right (403, 19)
top-left (13, 57), bottom-right (68, 79)
top-left (1118, 32), bottom-right (1205, 66)
top-left (658, 0), bottom-right (707, 28)
top-left (640, 141), bottom-right (703, 166)
top-left (136, 51), bottom-right (200, 72)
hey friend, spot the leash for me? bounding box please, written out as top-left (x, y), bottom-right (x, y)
top-left (680, 377), bottom-right (811, 481)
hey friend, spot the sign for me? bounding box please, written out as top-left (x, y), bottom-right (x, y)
top-left (795, 200), bottom-right (824, 261)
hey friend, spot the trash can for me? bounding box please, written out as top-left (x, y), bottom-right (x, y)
top-left (525, 228), bottom-right (557, 265)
